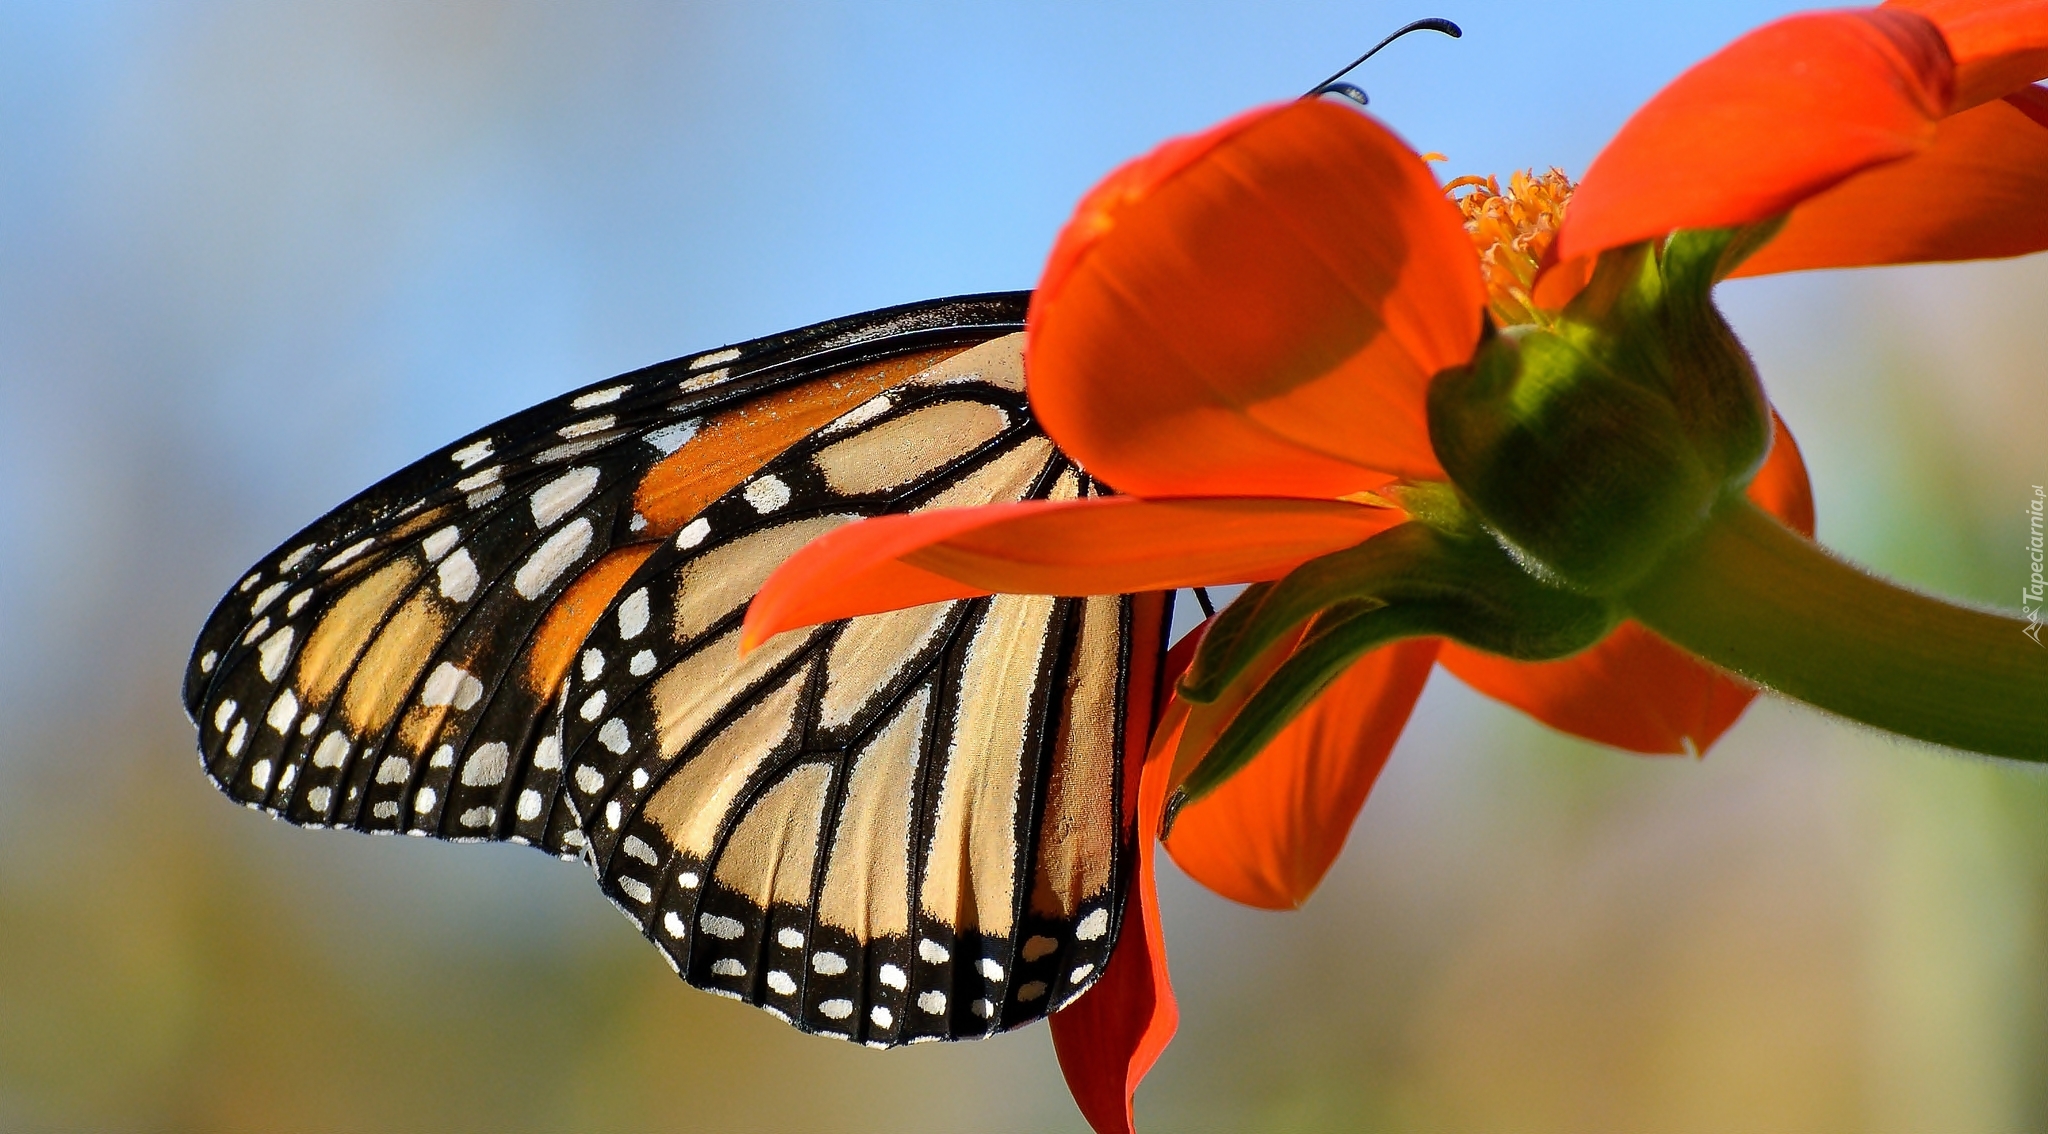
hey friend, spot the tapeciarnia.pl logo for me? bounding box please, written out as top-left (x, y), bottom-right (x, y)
top-left (2026, 485), bottom-right (2045, 647)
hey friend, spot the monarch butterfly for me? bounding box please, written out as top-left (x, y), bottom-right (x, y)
top-left (184, 292), bottom-right (1174, 1047)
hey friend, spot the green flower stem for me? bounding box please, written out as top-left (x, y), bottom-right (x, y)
top-left (1627, 496), bottom-right (2048, 760)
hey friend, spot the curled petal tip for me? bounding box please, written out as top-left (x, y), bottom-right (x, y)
top-left (735, 624), bottom-right (766, 656)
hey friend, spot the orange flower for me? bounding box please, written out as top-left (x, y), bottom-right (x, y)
top-left (744, 5), bottom-right (2047, 1130)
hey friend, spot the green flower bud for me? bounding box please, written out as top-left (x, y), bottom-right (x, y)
top-left (1427, 229), bottom-right (1772, 595)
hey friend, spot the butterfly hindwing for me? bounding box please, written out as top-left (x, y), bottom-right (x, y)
top-left (185, 293), bottom-right (1169, 1046)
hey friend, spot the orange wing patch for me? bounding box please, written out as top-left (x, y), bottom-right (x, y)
top-left (523, 544), bottom-right (660, 699)
top-left (633, 345), bottom-right (971, 534)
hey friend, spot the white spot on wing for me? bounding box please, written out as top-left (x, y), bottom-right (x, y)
top-left (690, 347), bottom-right (740, 370)
top-left (629, 649), bottom-right (656, 676)
top-left (256, 627), bottom-right (295, 681)
top-left (572, 385), bottom-right (629, 409)
top-left (623, 836), bottom-right (659, 865)
top-left (279, 544), bottom-right (317, 571)
top-left (879, 964), bottom-right (906, 990)
top-left (1069, 963), bottom-right (1096, 984)
top-left (917, 991), bottom-right (946, 1015)
top-left (710, 957), bottom-right (746, 977)
top-left (421, 526), bottom-right (460, 562)
top-left (307, 786), bottom-right (333, 811)
top-left (663, 912), bottom-right (687, 938)
top-left (412, 787), bottom-right (437, 814)
top-left (516, 789), bottom-right (543, 821)
top-left (371, 800), bottom-right (400, 819)
top-left (451, 439), bottom-right (494, 468)
top-left (699, 913), bottom-right (745, 939)
top-left (461, 743), bottom-right (509, 787)
top-left (530, 467), bottom-right (601, 527)
top-left (971, 998), bottom-right (994, 1019)
top-left (438, 548), bottom-right (479, 603)
top-left (604, 800), bottom-right (622, 829)
top-left (1075, 908), bottom-right (1109, 941)
top-left (455, 466), bottom-right (501, 493)
top-left (767, 970), bottom-right (797, 995)
top-left (557, 415), bottom-right (615, 440)
top-left (617, 589), bottom-right (650, 638)
top-left (419, 662), bottom-right (484, 710)
top-left (978, 958), bottom-right (1004, 983)
top-left (246, 756), bottom-right (269, 789)
top-left (918, 939), bottom-right (949, 964)
top-left (573, 764), bottom-right (604, 794)
top-left (514, 518), bottom-right (593, 599)
top-left (198, 650), bottom-right (217, 674)
top-left (250, 581), bottom-right (288, 616)
top-left (212, 699), bottom-right (238, 732)
top-left (870, 1005), bottom-right (893, 1028)
top-left (776, 927), bottom-right (805, 949)
top-left (579, 690), bottom-right (607, 720)
top-left (536, 438), bottom-right (608, 463)
top-left (829, 394), bottom-right (892, 434)
top-left (580, 648), bottom-right (604, 681)
top-left (532, 735), bottom-right (562, 771)
top-left (677, 871), bottom-right (700, 889)
top-left (598, 719), bottom-right (630, 754)
top-left (742, 475), bottom-right (791, 513)
top-left (645, 420), bottom-right (699, 454)
top-left (459, 806), bottom-right (494, 828)
top-left (321, 538), bottom-right (374, 570)
top-left (266, 690), bottom-right (300, 733)
top-left (312, 732), bottom-right (350, 768)
top-left (375, 755), bottom-right (410, 784)
top-left (429, 744), bottom-right (454, 768)
top-left (812, 952), bottom-right (848, 976)
top-left (818, 999), bottom-right (853, 1020)
top-left (619, 877), bottom-right (653, 904)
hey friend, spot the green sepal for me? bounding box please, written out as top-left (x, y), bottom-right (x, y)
top-left (1428, 228), bottom-right (1773, 595)
top-left (1174, 498), bottom-right (1617, 803)
top-left (1181, 487), bottom-right (1616, 704)
top-left (1176, 600), bottom-right (1431, 803)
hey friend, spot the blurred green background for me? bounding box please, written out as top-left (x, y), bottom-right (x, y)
top-left (3, 2), bottom-right (2046, 1130)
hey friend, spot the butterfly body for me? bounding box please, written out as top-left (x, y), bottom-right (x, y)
top-left (185, 293), bottom-right (1169, 1046)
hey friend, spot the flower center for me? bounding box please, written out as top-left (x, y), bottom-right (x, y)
top-left (1446, 168), bottom-right (1574, 328)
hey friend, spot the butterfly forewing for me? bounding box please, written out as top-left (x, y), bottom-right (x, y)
top-left (185, 293), bottom-right (1169, 1046)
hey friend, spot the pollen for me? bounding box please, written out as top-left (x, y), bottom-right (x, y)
top-left (1447, 167), bottom-right (1574, 328)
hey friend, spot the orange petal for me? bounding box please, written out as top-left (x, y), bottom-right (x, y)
top-left (1438, 414), bottom-right (1815, 755)
top-left (743, 496), bottom-right (1405, 646)
top-left (1732, 84), bottom-right (2048, 274)
top-left (1885, 0), bottom-right (2048, 109)
top-left (1554, 9), bottom-right (1954, 267)
top-left (1028, 99), bottom-right (1484, 498)
top-left (1163, 638), bottom-right (1440, 910)
top-left (1050, 592), bottom-right (1176, 1134)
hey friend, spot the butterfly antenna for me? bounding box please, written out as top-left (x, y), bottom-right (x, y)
top-left (1194, 587), bottom-right (1218, 618)
top-left (1304, 16), bottom-right (1461, 104)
